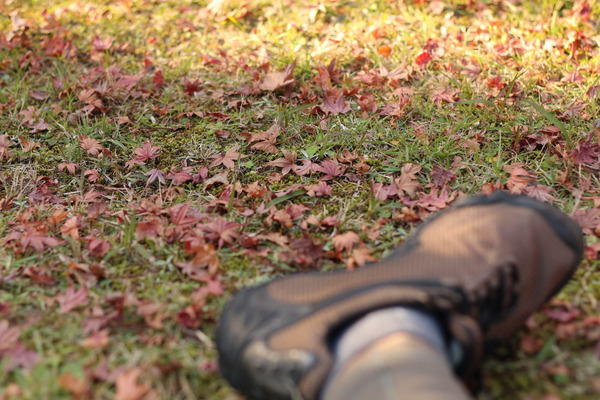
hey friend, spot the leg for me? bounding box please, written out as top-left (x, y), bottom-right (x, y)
top-left (216, 192), bottom-right (583, 400)
top-left (323, 333), bottom-right (471, 400)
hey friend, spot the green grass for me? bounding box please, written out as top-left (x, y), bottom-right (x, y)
top-left (1, 0), bottom-right (599, 399)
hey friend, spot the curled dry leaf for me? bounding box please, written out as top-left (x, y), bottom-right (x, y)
top-left (258, 63), bottom-right (295, 91)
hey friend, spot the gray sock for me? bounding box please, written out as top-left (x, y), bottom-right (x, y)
top-left (330, 307), bottom-right (448, 378)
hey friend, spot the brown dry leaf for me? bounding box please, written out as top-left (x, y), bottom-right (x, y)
top-left (250, 123), bottom-right (280, 154)
top-left (203, 171), bottom-right (229, 189)
top-left (345, 246), bottom-right (377, 270)
top-left (20, 137), bottom-right (41, 152)
top-left (60, 216), bottom-right (80, 240)
top-left (332, 231), bottom-right (361, 254)
top-left (395, 163), bottom-right (422, 196)
top-left (58, 372), bottom-right (90, 400)
top-left (114, 368), bottom-right (151, 400)
top-left (0, 320), bottom-right (21, 352)
top-left (81, 330), bottom-right (110, 349)
top-left (258, 63), bottom-right (295, 91)
top-left (177, 243), bottom-right (221, 280)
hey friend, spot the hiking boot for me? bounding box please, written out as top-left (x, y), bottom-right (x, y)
top-left (216, 192), bottom-right (583, 400)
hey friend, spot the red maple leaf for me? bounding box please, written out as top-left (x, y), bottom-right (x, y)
top-left (319, 94), bottom-right (351, 116)
top-left (209, 145), bottom-right (242, 169)
top-left (58, 286), bottom-right (89, 313)
top-left (430, 165), bottom-right (455, 187)
top-left (18, 106), bottom-right (40, 125)
top-left (167, 203), bottom-right (203, 229)
top-left (569, 132), bottom-right (600, 165)
top-left (91, 35), bottom-right (112, 51)
top-left (293, 159), bottom-right (317, 176)
top-left (84, 169), bottom-right (100, 182)
top-left (85, 236), bottom-right (111, 258)
top-left (0, 135), bottom-right (14, 160)
top-left (571, 208), bottom-right (600, 235)
top-left (505, 165), bottom-right (538, 194)
top-left (345, 246), bottom-right (377, 270)
top-left (523, 184), bottom-right (556, 203)
top-left (0, 320), bottom-right (21, 352)
top-left (79, 136), bottom-right (104, 157)
top-left (153, 69), bottom-right (166, 90)
top-left (183, 78), bottom-right (201, 96)
top-left (134, 141), bottom-right (160, 162)
top-left (305, 180), bottom-right (332, 197)
top-left (58, 162), bottom-right (79, 175)
top-left (144, 169), bottom-right (166, 186)
top-left (166, 168), bottom-right (193, 185)
top-left (314, 159), bottom-right (346, 180)
top-left (200, 218), bottom-right (240, 248)
top-left (415, 187), bottom-right (456, 211)
top-left (177, 242), bottom-right (220, 279)
top-left (136, 217), bottom-right (164, 240)
top-left (4, 222), bottom-right (62, 254)
top-left (415, 51), bottom-right (431, 67)
top-left (267, 150), bottom-right (297, 175)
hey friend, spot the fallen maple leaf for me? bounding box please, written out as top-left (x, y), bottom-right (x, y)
top-left (506, 165), bottom-right (538, 194)
top-left (258, 63), bottom-right (295, 91)
top-left (430, 165), bottom-right (455, 187)
top-left (314, 159), bottom-right (346, 180)
top-left (345, 246), bottom-right (377, 270)
top-left (58, 372), bottom-right (91, 400)
top-left (0, 320), bottom-right (21, 352)
top-left (91, 35), bottom-right (112, 51)
top-left (332, 231), bottom-right (361, 254)
top-left (81, 330), bottom-right (110, 349)
top-left (58, 162), bottom-right (79, 175)
top-left (134, 141), bottom-right (160, 162)
top-left (177, 242), bottom-right (220, 279)
top-left (415, 186), bottom-right (456, 211)
top-left (523, 184), bottom-right (556, 202)
top-left (58, 286), bottom-right (88, 313)
top-left (569, 132), bottom-right (600, 165)
top-left (200, 218), bottom-right (240, 248)
top-left (209, 145), bottom-right (242, 169)
top-left (183, 78), bottom-right (201, 96)
top-left (305, 180), bottom-right (332, 197)
top-left (60, 216), bottom-right (80, 240)
top-left (4, 223), bottom-right (62, 254)
top-left (79, 136), bottom-right (104, 157)
top-left (415, 51), bottom-right (431, 67)
top-left (166, 168), bottom-right (193, 185)
top-left (293, 159), bottom-right (316, 176)
top-left (249, 123), bottom-right (280, 154)
top-left (85, 236), bottom-right (111, 258)
top-left (18, 106), bottom-right (40, 125)
top-left (28, 90), bottom-right (49, 101)
top-left (144, 169), bottom-right (165, 186)
top-left (394, 163), bottom-right (422, 196)
top-left (319, 94), bottom-right (351, 116)
top-left (571, 208), bottom-right (600, 235)
top-left (84, 169), bottom-right (100, 182)
top-left (114, 368), bottom-right (151, 400)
